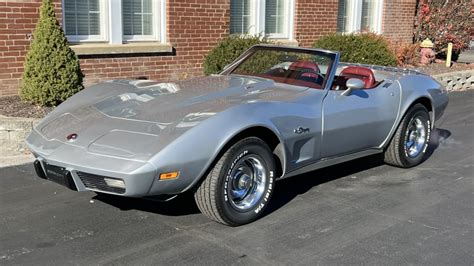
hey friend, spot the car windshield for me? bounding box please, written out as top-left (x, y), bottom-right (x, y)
top-left (230, 47), bottom-right (334, 89)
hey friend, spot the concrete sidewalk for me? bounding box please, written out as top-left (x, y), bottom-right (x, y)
top-left (0, 153), bottom-right (34, 168)
top-left (457, 46), bottom-right (474, 64)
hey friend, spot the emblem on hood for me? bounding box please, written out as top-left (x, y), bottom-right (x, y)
top-left (66, 133), bottom-right (78, 142)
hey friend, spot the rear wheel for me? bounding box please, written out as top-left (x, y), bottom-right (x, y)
top-left (194, 137), bottom-right (276, 226)
top-left (384, 104), bottom-right (431, 168)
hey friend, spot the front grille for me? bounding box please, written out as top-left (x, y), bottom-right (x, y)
top-left (76, 172), bottom-right (125, 194)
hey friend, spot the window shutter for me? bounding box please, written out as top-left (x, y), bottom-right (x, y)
top-left (230, 0), bottom-right (251, 34)
top-left (64, 0), bottom-right (100, 36)
top-left (265, 0), bottom-right (285, 34)
top-left (123, 0), bottom-right (153, 36)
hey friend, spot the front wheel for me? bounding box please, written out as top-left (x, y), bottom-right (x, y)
top-left (384, 103), bottom-right (431, 168)
top-left (194, 137), bottom-right (276, 226)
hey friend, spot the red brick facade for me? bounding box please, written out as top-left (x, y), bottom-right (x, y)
top-left (382, 0), bottom-right (417, 43)
top-left (294, 0), bottom-right (338, 47)
top-left (82, 0), bottom-right (230, 88)
top-left (0, 0), bottom-right (417, 96)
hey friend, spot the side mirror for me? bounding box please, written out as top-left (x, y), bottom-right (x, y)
top-left (341, 78), bottom-right (365, 96)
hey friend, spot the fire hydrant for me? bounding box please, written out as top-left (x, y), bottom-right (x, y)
top-left (420, 38), bottom-right (435, 65)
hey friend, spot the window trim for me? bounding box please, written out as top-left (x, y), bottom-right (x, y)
top-left (62, 0), bottom-right (166, 44)
top-left (337, 0), bottom-right (383, 34)
top-left (264, 0), bottom-right (294, 39)
top-left (230, 0), bottom-right (295, 40)
top-left (122, 0), bottom-right (161, 42)
top-left (62, 0), bottom-right (109, 43)
top-left (229, 0), bottom-right (257, 35)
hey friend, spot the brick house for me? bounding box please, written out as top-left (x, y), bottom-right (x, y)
top-left (0, 0), bottom-right (417, 96)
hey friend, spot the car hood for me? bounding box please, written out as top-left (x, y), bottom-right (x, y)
top-left (31, 75), bottom-right (309, 161)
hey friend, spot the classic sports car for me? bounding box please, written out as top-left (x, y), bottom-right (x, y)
top-left (27, 45), bottom-right (448, 226)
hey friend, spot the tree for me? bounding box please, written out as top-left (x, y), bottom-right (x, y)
top-left (20, 0), bottom-right (84, 107)
top-left (414, 0), bottom-right (472, 58)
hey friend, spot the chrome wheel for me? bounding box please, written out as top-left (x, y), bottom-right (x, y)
top-left (404, 117), bottom-right (427, 158)
top-left (228, 156), bottom-right (267, 211)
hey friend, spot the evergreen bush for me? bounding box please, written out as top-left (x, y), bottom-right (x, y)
top-left (20, 0), bottom-right (84, 107)
top-left (203, 35), bottom-right (271, 75)
top-left (313, 33), bottom-right (397, 66)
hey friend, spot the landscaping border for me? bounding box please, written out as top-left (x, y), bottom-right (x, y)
top-left (0, 116), bottom-right (39, 156)
top-left (432, 70), bottom-right (473, 91)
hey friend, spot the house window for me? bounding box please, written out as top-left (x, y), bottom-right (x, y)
top-left (229, 0), bottom-right (294, 39)
top-left (123, 0), bottom-right (160, 41)
top-left (336, 0), bottom-right (350, 33)
top-left (361, 0), bottom-right (378, 32)
top-left (336, 0), bottom-right (383, 33)
top-left (64, 0), bottom-right (106, 41)
top-left (63, 0), bottom-right (165, 44)
top-left (230, 0), bottom-right (253, 34)
top-left (265, 0), bottom-right (289, 37)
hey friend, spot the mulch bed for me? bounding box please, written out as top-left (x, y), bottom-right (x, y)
top-left (0, 96), bottom-right (52, 118)
top-left (410, 61), bottom-right (473, 75)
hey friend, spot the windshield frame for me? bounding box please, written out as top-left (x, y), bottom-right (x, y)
top-left (220, 45), bottom-right (340, 91)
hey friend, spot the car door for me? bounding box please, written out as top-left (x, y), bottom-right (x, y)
top-left (320, 81), bottom-right (401, 158)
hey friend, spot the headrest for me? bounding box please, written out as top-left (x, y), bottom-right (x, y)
top-left (340, 66), bottom-right (376, 89)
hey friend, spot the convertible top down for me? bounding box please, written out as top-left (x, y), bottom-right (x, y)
top-left (27, 45), bottom-right (448, 225)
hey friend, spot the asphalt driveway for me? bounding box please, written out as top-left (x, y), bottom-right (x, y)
top-left (1, 91), bottom-right (473, 265)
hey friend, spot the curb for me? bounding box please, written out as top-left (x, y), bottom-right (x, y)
top-left (432, 69), bottom-right (474, 91)
top-left (0, 116), bottom-right (40, 155)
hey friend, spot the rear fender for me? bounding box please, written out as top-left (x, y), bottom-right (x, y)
top-left (379, 75), bottom-right (438, 149)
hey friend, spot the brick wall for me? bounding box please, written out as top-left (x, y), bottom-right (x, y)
top-left (294, 0), bottom-right (338, 47)
top-left (382, 0), bottom-right (417, 43)
top-left (0, 0), bottom-right (62, 96)
top-left (0, 0), bottom-right (230, 96)
top-left (80, 0), bottom-right (229, 86)
top-left (1, 0), bottom-right (41, 96)
top-left (0, 0), bottom-right (418, 97)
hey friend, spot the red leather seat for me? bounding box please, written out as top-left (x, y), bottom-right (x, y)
top-left (289, 61), bottom-right (320, 73)
top-left (289, 61), bottom-right (320, 79)
top-left (340, 66), bottom-right (376, 89)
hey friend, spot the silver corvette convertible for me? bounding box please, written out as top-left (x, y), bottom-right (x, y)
top-left (27, 45), bottom-right (448, 225)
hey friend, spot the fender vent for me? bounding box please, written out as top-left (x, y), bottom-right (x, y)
top-left (77, 172), bottom-right (125, 194)
top-left (383, 82), bottom-right (392, 88)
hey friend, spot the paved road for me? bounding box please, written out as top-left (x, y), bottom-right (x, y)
top-left (1, 91), bottom-right (473, 265)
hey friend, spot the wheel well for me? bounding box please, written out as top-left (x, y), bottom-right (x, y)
top-left (383, 96), bottom-right (434, 150)
top-left (222, 126), bottom-right (285, 178)
top-left (411, 97), bottom-right (433, 123)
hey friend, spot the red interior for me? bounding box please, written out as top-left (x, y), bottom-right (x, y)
top-left (254, 73), bottom-right (323, 89)
top-left (243, 64), bottom-right (377, 91)
top-left (289, 61), bottom-right (320, 73)
top-left (339, 66), bottom-right (376, 89)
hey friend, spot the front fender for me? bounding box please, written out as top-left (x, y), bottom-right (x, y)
top-left (146, 93), bottom-right (325, 196)
top-left (146, 102), bottom-right (288, 195)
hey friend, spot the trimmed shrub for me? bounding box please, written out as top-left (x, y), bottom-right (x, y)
top-left (203, 35), bottom-right (271, 75)
top-left (390, 41), bottom-right (421, 66)
top-left (313, 33), bottom-right (397, 66)
top-left (414, 0), bottom-right (471, 57)
top-left (20, 0), bottom-right (84, 107)
top-left (233, 50), bottom-right (281, 75)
